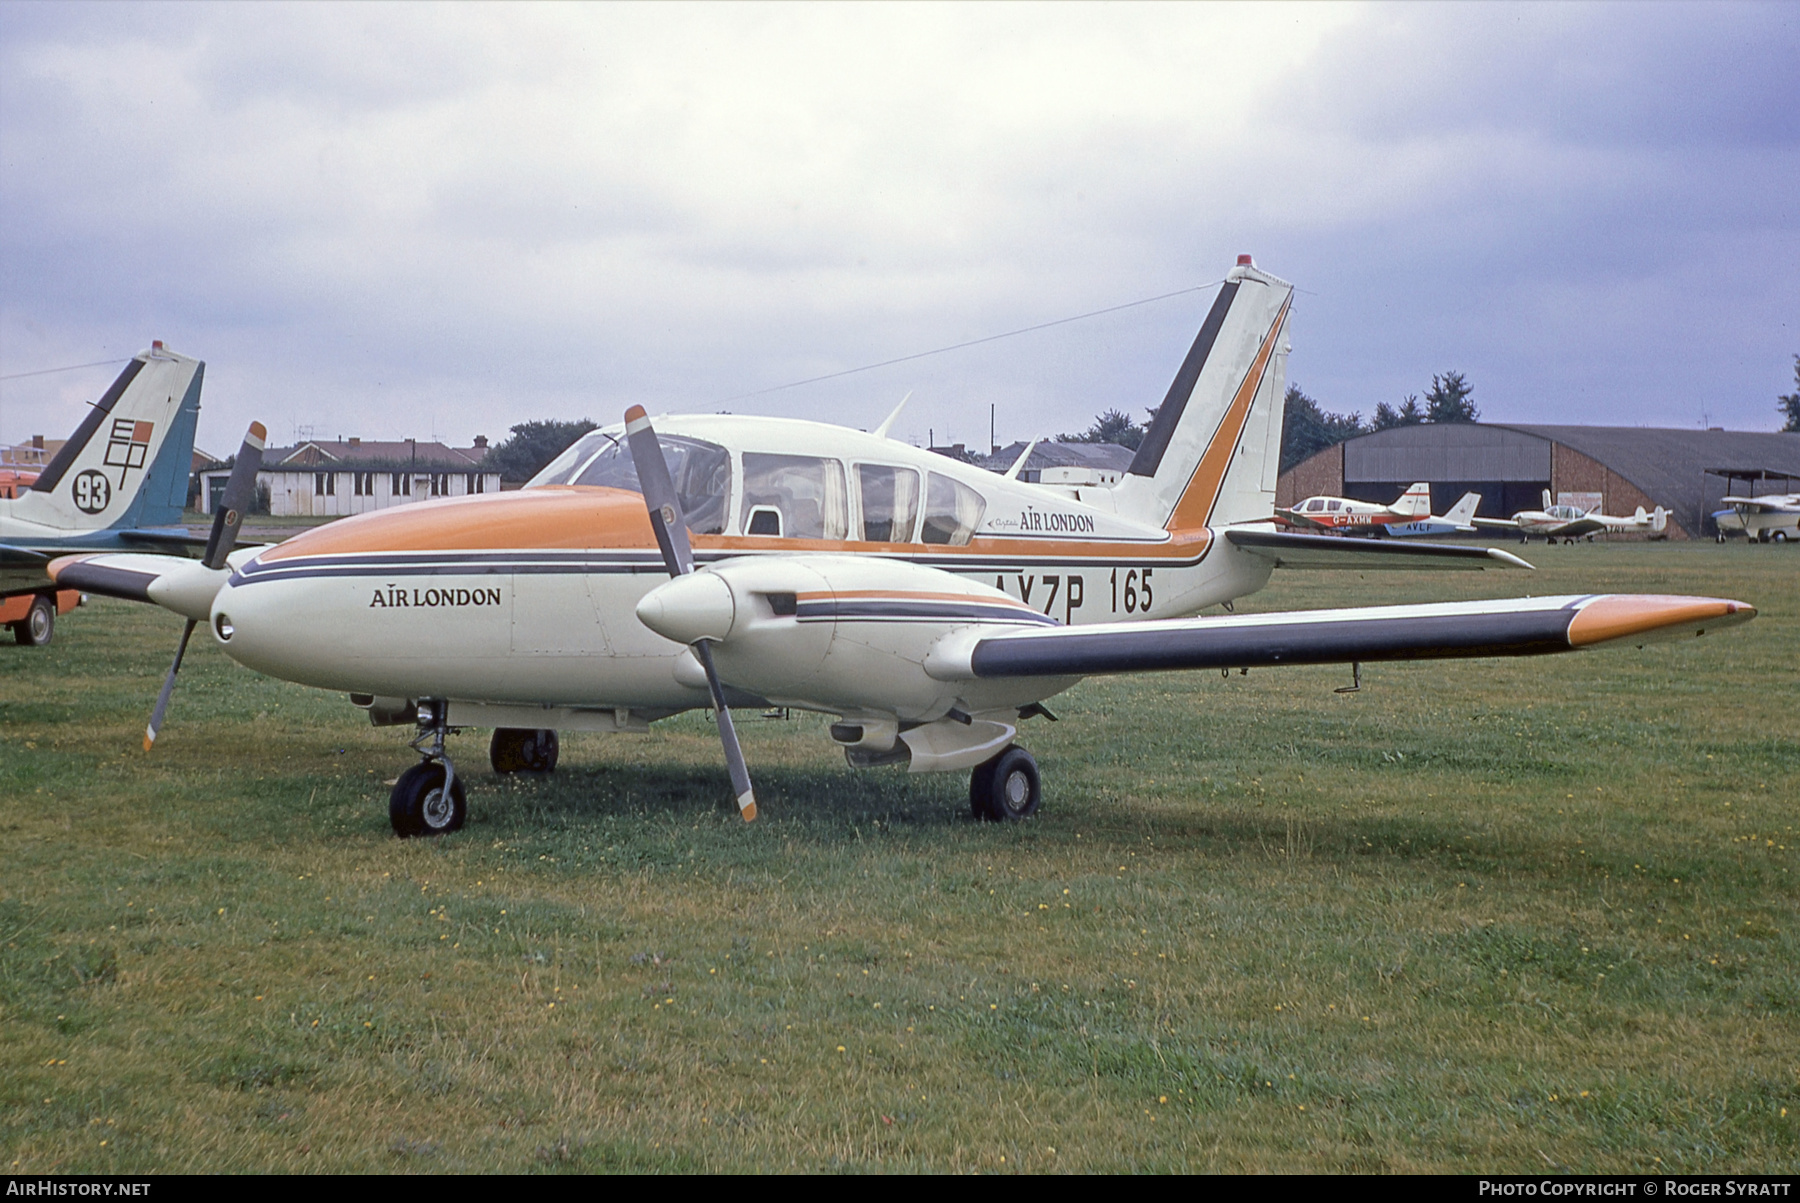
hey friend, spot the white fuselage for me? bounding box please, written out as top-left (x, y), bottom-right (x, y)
top-left (207, 415), bottom-right (1273, 719)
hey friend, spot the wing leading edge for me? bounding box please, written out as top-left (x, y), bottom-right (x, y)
top-left (949, 594), bottom-right (1754, 680)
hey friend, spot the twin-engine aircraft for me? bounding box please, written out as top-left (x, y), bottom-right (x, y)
top-left (2, 343), bottom-right (211, 645)
top-left (53, 260), bottom-right (1755, 836)
top-left (1474, 490), bottom-right (1670, 543)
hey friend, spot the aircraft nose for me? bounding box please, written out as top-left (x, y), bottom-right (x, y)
top-left (636, 571), bottom-right (736, 645)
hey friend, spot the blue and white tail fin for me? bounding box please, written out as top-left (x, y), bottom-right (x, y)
top-left (1110, 259), bottom-right (1294, 532)
top-left (14, 344), bottom-right (202, 533)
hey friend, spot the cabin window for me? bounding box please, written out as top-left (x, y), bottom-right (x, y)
top-left (920, 472), bottom-right (986, 546)
top-left (1305, 499), bottom-right (1323, 512)
top-left (741, 454), bottom-right (848, 540)
top-left (565, 433), bottom-right (732, 535)
top-left (855, 464), bottom-right (920, 542)
top-left (1327, 499), bottom-right (1341, 512)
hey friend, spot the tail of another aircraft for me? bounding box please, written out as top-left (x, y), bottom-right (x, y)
top-left (14, 344), bottom-right (202, 533)
top-left (1392, 482), bottom-right (1431, 518)
top-left (1444, 491), bottom-right (1481, 526)
top-left (1110, 259), bottom-right (1294, 531)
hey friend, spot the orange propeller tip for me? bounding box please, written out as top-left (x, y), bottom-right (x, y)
top-left (741, 802), bottom-right (758, 822)
top-left (143, 733), bottom-right (155, 752)
top-left (624, 404), bottom-right (648, 422)
top-left (248, 421), bottom-right (267, 439)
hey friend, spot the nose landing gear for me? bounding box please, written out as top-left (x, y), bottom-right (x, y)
top-left (390, 699), bottom-right (465, 837)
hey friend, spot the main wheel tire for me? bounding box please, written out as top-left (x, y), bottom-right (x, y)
top-left (14, 595), bottom-right (54, 646)
top-left (389, 761), bottom-right (467, 837)
top-left (1775, 531), bottom-right (1790, 543)
top-left (490, 727), bottom-right (559, 773)
top-left (970, 745), bottom-right (1040, 822)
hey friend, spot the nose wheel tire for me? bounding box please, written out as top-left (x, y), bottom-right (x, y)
top-left (490, 727), bottom-right (559, 773)
top-left (12, 594), bottom-right (54, 646)
top-left (970, 745), bottom-right (1041, 822)
top-left (390, 761), bottom-right (467, 837)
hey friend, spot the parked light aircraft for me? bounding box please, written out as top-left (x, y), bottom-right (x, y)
top-left (1, 343), bottom-right (212, 645)
top-left (1274, 482), bottom-right (1432, 534)
top-left (1474, 490), bottom-right (1668, 543)
top-left (1714, 494), bottom-right (1800, 543)
top-left (1380, 491), bottom-right (1483, 539)
top-left (51, 260), bottom-right (1755, 836)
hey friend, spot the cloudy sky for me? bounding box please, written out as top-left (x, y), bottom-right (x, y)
top-left (2, 2), bottom-right (1796, 457)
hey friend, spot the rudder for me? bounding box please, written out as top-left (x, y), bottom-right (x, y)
top-left (1111, 259), bottom-right (1294, 532)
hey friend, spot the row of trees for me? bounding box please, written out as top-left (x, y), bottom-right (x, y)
top-left (1281, 371), bottom-right (1478, 473)
top-left (1781, 354), bottom-right (1800, 433)
top-left (1051, 373), bottom-right (1479, 475)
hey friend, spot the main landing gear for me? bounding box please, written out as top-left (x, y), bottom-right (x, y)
top-left (389, 699), bottom-right (465, 838)
top-left (11, 594), bottom-right (55, 646)
top-left (970, 744), bottom-right (1041, 822)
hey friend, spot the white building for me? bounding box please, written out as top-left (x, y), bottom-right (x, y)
top-left (198, 437), bottom-right (503, 518)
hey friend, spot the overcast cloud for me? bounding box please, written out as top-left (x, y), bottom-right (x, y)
top-left (2, 1), bottom-right (1795, 455)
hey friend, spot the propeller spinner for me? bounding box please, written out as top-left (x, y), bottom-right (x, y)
top-left (144, 421), bottom-right (266, 750)
top-left (624, 406), bottom-right (757, 821)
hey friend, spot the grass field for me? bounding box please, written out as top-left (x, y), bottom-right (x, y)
top-left (3, 542), bottom-right (1796, 1173)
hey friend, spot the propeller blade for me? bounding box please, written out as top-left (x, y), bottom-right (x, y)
top-left (693, 639), bottom-right (756, 822)
top-left (203, 421), bottom-right (267, 570)
top-left (145, 619), bottom-right (197, 750)
top-left (145, 420), bottom-right (263, 751)
top-left (623, 406), bottom-right (693, 578)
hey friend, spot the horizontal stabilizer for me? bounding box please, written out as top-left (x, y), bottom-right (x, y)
top-left (1, 543), bottom-right (52, 565)
top-left (117, 528), bottom-right (213, 549)
top-left (960, 594), bottom-right (1754, 681)
top-left (1226, 529), bottom-right (1533, 570)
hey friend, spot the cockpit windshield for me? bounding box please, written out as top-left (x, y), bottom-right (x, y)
top-left (526, 429), bottom-right (732, 536)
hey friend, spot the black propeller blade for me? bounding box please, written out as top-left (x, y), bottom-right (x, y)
top-left (624, 405), bottom-right (756, 821)
top-left (145, 421), bottom-right (266, 750)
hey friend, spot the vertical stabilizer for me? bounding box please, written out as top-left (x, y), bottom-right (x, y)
top-left (1393, 482), bottom-right (1432, 518)
top-left (1111, 260), bottom-right (1294, 531)
top-left (1445, 491), bottom-right (1481, 526)
top-left (19, 345), bottom-right (202, 532)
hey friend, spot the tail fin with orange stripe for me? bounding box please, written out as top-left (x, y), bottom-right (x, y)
top-left (1110, 259), bottom-right (1293, 533)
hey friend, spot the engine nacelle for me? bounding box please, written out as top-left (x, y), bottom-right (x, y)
top-left (637, 554), bottom-right (1073, 726)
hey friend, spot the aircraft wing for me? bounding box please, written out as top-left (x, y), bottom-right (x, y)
top-left (1, 543), bottom-right (52, 565)
top-left (936, 594), bottom-right (1754, 681)
top-left (1225, 529), bottom-right (1533, 570)
top-left (117, 528), bottom-right (214, 550)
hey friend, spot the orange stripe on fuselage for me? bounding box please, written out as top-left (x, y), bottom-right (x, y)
top-left (259, 486), bottom-right (1215, 564)
top-left (1164, 294), bottom-right (1291, 533)
top-left (1566, 595), bottom-right (1752, 647)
